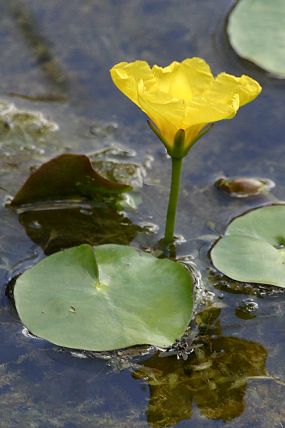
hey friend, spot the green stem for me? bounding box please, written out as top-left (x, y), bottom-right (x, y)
top-left (164, 156), bottom-right (184, 244)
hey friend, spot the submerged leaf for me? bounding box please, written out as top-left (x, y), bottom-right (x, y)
top-left (227, 0), bottom-right (285, 78)
top-left (11, 153), bottom-right (131, 206)
top-left (211, 205), bottom-right (285, 288)
top-left (14, 244), bottom-right (193, 351)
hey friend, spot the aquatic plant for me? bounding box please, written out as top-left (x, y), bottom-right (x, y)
top-left (111, 57), bottom-right (261, 243)
top-left (10, 59), bottom-right (266, 353)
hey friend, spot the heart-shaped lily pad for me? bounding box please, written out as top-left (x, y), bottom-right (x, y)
top-left (14, 244), bottom-right (193, 351)
top-left (211, 205), bottom-right (285, 287)
top-left (227, 0), bottom-right (285, 78)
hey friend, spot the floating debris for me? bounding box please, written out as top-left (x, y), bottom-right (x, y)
top-left (0, 100), bottom-right (58, 138)
top-left (90, 144), bottom-right (145, 188)
top-left (235, 298), bottom-right (259, 319)
top-left (215, 176), bottom-right (275, 197)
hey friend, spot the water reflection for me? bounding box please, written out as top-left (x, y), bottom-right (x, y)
top-left (134, 336), bottom-right (267, 427)
top-left (18, 203), bottom-right (142, 254)
top-left (209, 269), bottom-right (282, 297)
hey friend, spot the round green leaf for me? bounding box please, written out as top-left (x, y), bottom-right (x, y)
top-left (211, 205), bottom-right (285, 287)
top-left (227, 0), bottom-right (285, 78)
top-left (14, 244), bottom-right (193, 351)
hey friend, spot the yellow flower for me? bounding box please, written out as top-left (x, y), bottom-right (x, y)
top-left (110, 58), bottom-right (262, 158)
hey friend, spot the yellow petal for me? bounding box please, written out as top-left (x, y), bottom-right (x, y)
top-left (208, 72), bottom-right (262, 107)
top-left (152, 57), bottom-right (213, 101)
top-left (180, 58), bottom-right (214, 96)
top-left (181, 72), bottom-right (261, 128)
top-left (153, 61), bottom-right (192, 101)
top-left (183, 93), bottom-right (240, 128)
top-left (110, 61), bottom-right (155, 106)
top-left (138, 88), bottom-right (183, 145)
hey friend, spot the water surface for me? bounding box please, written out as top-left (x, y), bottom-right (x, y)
top-left (0, 1), bottom-right (284, 427)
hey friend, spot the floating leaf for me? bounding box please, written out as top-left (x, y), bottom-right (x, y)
top-left (14, 244), bottom-right (193, 351)
top-left (11, 153), bottom-right (131, 206)
top-left (211, 205), bottom-right (285, 287)
top-left (227, 0), bottom-right (285, 78)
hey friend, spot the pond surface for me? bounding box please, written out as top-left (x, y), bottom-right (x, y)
top-left (0, 1), bottom-right (284, 427)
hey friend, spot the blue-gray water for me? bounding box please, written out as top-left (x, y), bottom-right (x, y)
top-left (0, 1), bottom-right (284, 427)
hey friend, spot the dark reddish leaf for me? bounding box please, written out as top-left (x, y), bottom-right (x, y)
top-left (11, 153), bottom-right (131, 206)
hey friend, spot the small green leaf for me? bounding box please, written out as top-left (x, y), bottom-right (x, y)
top-left (227, 0), bottom-right (285, 78)
top-left (14, 244), bottom-right (193, 351)
top-left (211, 205), bottom-right (285, 287)
top-left (11, 153), bottom-right (131, 206)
